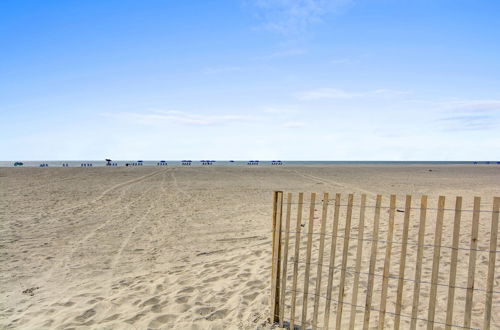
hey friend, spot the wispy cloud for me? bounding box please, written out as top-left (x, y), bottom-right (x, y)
top-left (202, 66), bottom-right (243, 74)
top-left (256, 48), bottom-right (307, 60)
top-left (330, 58), bottom-right (357, 65)
top-left (297, 88), bottom-right (410, 100)
top-left (282, 121), bottom-right (305, 127)
top-left (249, 0), bottom-right (352, 35)
top-left (102, 110), bottom-right (258, 126)
top-left (437, 99), bottom-right (500, 131)
top-left (262, 105), bottom-right (299, 114)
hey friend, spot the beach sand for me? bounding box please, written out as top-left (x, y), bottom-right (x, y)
top-left (1, 165), bottom-right (499, 329)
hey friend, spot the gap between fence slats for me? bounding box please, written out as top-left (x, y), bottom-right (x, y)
top-left (445, 196), bottom-right (463, 330)
top-left (348, 194), bottom-right (366, 330)
top-left (312, 193), bottom-right (329, 330)
top-left (301, 193), bottom-right (316, 328)
top-left (464, 197), bottom-right (481, 328)
top-left (335, 194), bottom-right (354, 329)
top-left (363, 194), bottom-right (383, 330)
top-left (323, 193), bottom-right (341, 329)
top-left (410, 195), bottom-right (428, 330)
top-left (394, 195), bottom-right (412, 330)
top-left (279, 193), bottom-right (292, 327)
top-left (483, 197), bottom-right (500, 330)
top-left (289, 192), bottom-right (304, 330)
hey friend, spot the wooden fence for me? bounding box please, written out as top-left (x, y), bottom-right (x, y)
top-left (270, 191), bottom-right (500, 329)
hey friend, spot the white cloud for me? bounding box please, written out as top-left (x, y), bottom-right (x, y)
top-left (296, 88), bottom-right (410, 100)
top-left (256, 48), bottom-right (307, 60)
top-left (435, 99), bottom-right (500, 131)
top-left (249, 0), bottom-right (352, 34)
top-left (330, 58), bottom-right (357, 64)
top-left (102, 110), bottom-right (258, 126)
top-left (202, 66), bottom-right (243, 74)
top-left (282, 121), bottom-right (305, 127)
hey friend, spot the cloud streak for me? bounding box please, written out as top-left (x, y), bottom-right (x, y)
top-left (437, 99), bottom-right (500, 131)
top-left (249, 0), bottom-right (352, 34)
top-left (103, 110), bottom-right (258, 126)
top-left (297, 88), bottom-right (410, 100)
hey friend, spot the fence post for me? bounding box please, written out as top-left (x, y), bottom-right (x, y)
top-left (270, 191), bottom-right (284, 324)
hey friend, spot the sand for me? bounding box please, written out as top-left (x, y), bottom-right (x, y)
top-left (1, 165), bottom-right (499, 329)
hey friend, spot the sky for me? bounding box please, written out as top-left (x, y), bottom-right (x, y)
top-left (1, 0), bottom-right (499, 161)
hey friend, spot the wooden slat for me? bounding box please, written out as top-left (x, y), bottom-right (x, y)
top-left (270, 191), bottom-right (284, 323)
top-left (464, 197), bottom-right (481, 328)
top-left (348, 194), bottom-right (366, 330)
top-left (483, 197), bottom-right (500, 330)
top-left (394, 195), bottom-right (412, 330)
top-left (445, 196), bottom-right (462, 330)
top-left (312, 193), bottom-right (329, 329)
top-left (426, 196), bottom-right (446, 330)
top-left (301, 193), bottom-right (316, 328)
top-left (378, 194), bottom-right (397, 329)
top-left (362, 194), bottom-right (383, 330)
top-left (279, 193), bottom-right (293, 327)
top-left (410, 195), bottom-right (428, 330)
top-left (289, 192), bottom-right (304, 330)
top-left (335, 194), bottom-right (354, 329)
top-left (323, 193), bottom-right (342, 329)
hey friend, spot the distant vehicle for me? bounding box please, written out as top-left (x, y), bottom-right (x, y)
top-left (229, 160), bottom-right (235, 162)
top-left (14, 161), bottom-right (23, 166)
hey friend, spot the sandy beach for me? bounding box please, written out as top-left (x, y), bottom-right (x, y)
top-left (1, 165), bottom-right (499, 329)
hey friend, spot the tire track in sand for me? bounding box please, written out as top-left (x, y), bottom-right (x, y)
top-left (289, 169), bottom-right (376, 196)
top-left (45, 169), bottom-right (170, 280)
top-left (108, 171), bottom-right (168, 282)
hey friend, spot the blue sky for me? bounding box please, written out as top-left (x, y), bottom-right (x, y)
top-left (1, 0), bottom-right (499, 160)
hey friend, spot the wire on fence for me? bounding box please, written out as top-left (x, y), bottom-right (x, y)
top-left (276, 202), bottom-right (499, 214)
top-left (273, 229), bottom-right (500, 254)
top-left (278, 288), bottom-right (481, 330)
top-left (281, 257), bottom-right (500, 295)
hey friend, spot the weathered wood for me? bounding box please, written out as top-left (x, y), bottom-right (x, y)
top-left (362, 194), bottom-right (383, 330)
top-left (279, 193), bottom-right (293, 327)
top-left (464, 197), bottom-right (481, 328)
top-left (426, 196), bottom-right (446, 330)
top-left (445, 196), bottom-right (462, 330)
top-left (410, 195), bottom-right (428, 330)
top-left (378, 194), bottom-right (397, 329)
top-left (394, 195), bottom-right (412, 330)
top-left (323, 193), bottom-right (342, 329)
top-left (483, 197), bottom-right (500, 330)
top-left (301, 193), bottom-right (316, 328)
top-left (335, 194), bottom-right (354, 329)
top-left (348, 194), bottom-right (366, 330)
top-left (270, 191), bottom-right (283, 323)
top-left (289, 192), bottom-right (304, 330)
top-left (312, 193), bottom-right (329, 330)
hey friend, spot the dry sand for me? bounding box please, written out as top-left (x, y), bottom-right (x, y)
top-left (1, 165), bottom-right (499, 329)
